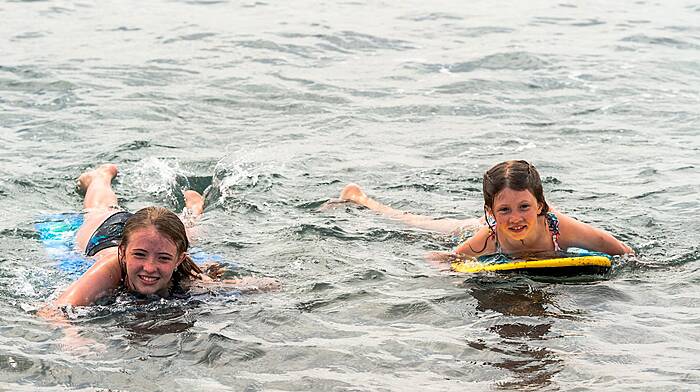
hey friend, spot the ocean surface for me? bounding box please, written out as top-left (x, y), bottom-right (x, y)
top-left (1, 0), bottom-right (699, 390)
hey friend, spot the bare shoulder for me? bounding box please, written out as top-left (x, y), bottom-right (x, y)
top-left (454, 226), bottom-right (495, 257)
top-left (552, 211), bottom-right (595, 234)
top-left (552, 211), bottom-right (589, 239)
top-left (55, 255), bottom-right (123, 306)
top-left (551, 211), bottom-right (631, 254)
top-left (93, 255), bottom-right (123, 277)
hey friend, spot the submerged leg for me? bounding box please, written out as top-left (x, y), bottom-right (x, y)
top-left (335, 183), bottom-right (481, 234)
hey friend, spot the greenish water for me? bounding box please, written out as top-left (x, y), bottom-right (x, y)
top-left (1, 0), bottom-right (698, 390)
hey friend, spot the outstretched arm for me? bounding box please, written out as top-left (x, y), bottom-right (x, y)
top-left (453, 226), bottom-right (496, 257)
top-left (556, 213), bottom-right (633, 255)
top-left (425, 227), bottom-right (496, 270)
top-left (188, 274), bottom-right (281, 293)
top-left (36, 259), bottom-right (117, 354)
top-left (51, 256), bottom-right (123, 308)
top-left (330, 183), bottom-right (480, 234)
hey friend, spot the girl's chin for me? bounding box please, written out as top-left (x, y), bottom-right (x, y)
top-left (128, 277), bottom-right (167, 296)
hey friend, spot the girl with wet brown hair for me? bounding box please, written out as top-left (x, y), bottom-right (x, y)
top-left (331, 160), bottom-right (632, 259)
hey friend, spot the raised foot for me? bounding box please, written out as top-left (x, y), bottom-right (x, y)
top-left (319, 183), bottom-right (367, 210)
top-left (183, 190), bottom-right (204, 216)
top-left (76, 164), bottom-right (118, 194)
top-left (339, 183), bottom-right (366, 203)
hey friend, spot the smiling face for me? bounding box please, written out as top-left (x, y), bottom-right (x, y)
top-left (489, 187), bottom-right (543, 242)
top-left (120, 226), bottom-right (184, 296)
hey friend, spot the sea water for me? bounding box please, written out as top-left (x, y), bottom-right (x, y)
top-left (0, 0), bottom-right (698, 390)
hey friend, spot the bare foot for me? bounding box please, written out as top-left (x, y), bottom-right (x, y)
top-left (76, 164), bottom-right (118, 194)
top-left (338, 183), bottom-right (367, 204)
top-left (184, 190), bottom-right (204, 216)
top-left (320, 183), bottom-right (367, 210)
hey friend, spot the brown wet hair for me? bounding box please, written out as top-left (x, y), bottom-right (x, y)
top-left (118, 206), bottom-right (202, 291)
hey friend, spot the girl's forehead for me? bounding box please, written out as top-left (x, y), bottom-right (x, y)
top-left (493, 187), bottom-right (537, 203)
top-left (127, 226), bottom-right (178, 247)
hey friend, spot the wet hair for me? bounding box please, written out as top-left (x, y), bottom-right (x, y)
top-left (117, 206), bottom-right (202, 291)
top-left (469, 160), bottom-right (550, 254)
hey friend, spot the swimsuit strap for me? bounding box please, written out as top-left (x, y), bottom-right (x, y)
top-left (486, 216), bottom-right (503, 254)
top-left (486, 227), bottom-right (503, 254)
top-left (546, 212), bottom-right (562, 252)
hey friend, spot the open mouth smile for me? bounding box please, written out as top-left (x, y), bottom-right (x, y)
top-left (138, 275), bottom-right (160, 285)
top-left (509, 225), bottom-right (527, 233)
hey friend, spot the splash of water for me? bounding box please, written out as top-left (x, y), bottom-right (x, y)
top-left (123, 157), bottom-right (191, 207)
top-left (208, 149), bottom-right (283, 209)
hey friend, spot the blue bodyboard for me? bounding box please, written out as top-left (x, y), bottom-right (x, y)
top-left (35, 213), bottom-right (224, 278)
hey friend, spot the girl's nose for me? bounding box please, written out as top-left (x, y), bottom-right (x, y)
top-left (142, 258), bottom-right (158, 273)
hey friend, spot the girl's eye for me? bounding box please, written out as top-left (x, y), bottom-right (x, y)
top-left (498, 208), bottom-right (510, 214)
top-left (133, 252), bottom-right (146, 258)
top-left (520, 204), bottom-right (530, 210)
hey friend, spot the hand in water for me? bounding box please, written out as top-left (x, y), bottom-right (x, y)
top-left (202, 262), bottom-right (226, 279)
top-left (37, 306), bottom-right (107, 357)
top-left (425, 251), bottom-right (460, 271)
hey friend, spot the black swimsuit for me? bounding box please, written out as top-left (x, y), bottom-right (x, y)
top-left (85, 211), bottom-right (133, 257)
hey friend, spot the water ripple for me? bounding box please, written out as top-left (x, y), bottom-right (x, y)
top-left (1, 0), bottom-right (699, 389)
top-left (408, 51), bottom-right (548, 73)
top-left (280, 31), bottom-right (415, 52)
top-left (621, 34), bottom-right (700, 50)
top-left (163, 32), bottom-right (217, 44)
top-left (399, 12), bottom-right (462, 22)
top-left (234, 39), bottom-right (320, 58)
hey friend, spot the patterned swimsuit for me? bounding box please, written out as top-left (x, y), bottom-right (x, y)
top-left (85, 211), bottom-right (133, 257)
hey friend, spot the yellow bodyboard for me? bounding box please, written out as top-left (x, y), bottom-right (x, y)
top-left (451, 255), bottom-right (612, 274)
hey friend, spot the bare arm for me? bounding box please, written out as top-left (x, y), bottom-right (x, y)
top-left (453, 226), bottom-right (497, 257)
top-left (425, 227), bottom-right (496, 270)
top-left (556, 212), bottom-right (633, 255)
top-left (53, 256), bottom-right (123, 307)
top-left (35, 256), bottom-right (122, 354)
top-left (186, 275), bottom-right (281, 293)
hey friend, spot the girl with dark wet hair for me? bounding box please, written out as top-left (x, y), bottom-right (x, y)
top-left (331, 160), bottom-right (632, 258)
